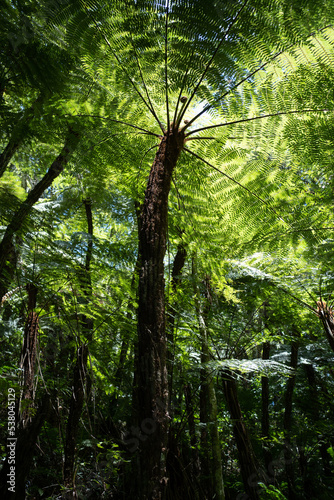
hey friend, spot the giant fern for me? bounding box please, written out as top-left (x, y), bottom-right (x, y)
top-left (2, 1), bottom-right (334, 498)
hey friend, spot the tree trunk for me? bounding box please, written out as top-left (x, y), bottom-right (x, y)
top-left (283, 341), bottom-right (299, 500)
top-left (164, 242), bottom-right (191, 500)
top-left (222, 372), bottom-right (261, 500)
top-left (135, 127), bottom-right (185, 499)
top-left (261, 342), bottom-right (270, 437)
top-left (63, 199), bottom-right (93, 498)
top-left (167, 243), bottom-right (187, 404)
top-left (114, 255), bottom-right (140, 386)
top-left (0, 394), bottom-right (51, 500)
top-left (316, 300), bottom-right (334, 352)
top-left (63, 344), bottom-right (89, 498)
top-left (0, 240), bottom-right (18, 302)
top-left (304, 363), bottom-right (333, 479)
top-left (184, 383), bottom-right (201, 482)
top-left (261, 341), bottom-right (273, 480)
top-left (0, 282), bottom-right (49, 500)
top-left (192, 270), bottom-right (225, 500)
top-left (0, 141), bottom-right (21, 178)
top-left (20, 283), bottom-right (39, 425)
top-left (0, 128), bottom-right (80, 280)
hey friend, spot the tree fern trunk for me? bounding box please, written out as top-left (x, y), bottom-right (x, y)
top-left (20, 283), bottom-right (39, 425)
top-left (184, 383), bottom-right (201, 484)
top-left (0, 395), bottom-right (51, 500)
top-left (304, 363), bottom-right (333, 478)
top-left (317, 301), bottom-right (334, 352)
top-left (63, 343), bottom-right (89, 498)
top-left (114, 255), bottom-right (139, 386)
top-left (261, 341), bottom-right (273, 480)
top-left (283, 341), bottom-right (299, 500)
top-left (261, 302), bottom-right (273, 480)
top-left (0, 284), bottom-right (49, 499)
top-left (167, 243), bottom-right (186, 404)
top-left (192, 270), bottom-right (225, 500)
top-left (222, 372), bottom-right (261, 500)
top-left (165, 244), bottom-right (188, 496)
top-left (136, 128), bottom-right (184, 499)
top-left (63, 199), bottom-right (93, 498)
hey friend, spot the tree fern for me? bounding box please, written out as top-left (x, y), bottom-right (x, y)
top-left (2, 1), bottom-right (334, 498)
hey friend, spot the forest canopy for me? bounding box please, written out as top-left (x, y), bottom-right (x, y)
top-left (1, 1), bottom-right (334, 499)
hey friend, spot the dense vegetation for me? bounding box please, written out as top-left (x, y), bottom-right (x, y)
top-left (1, 0), bottom-right (334, 499)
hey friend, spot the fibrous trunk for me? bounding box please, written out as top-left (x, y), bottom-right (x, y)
top-left (20, 283), bottom-right (39, 423)
top-left (63, 344), bottom-right (89, 498)
top-left (0, 280), bottom-right (49, 499)
top-left (193, 270), bottom-right (225, 500)
top-left (283, 341), bottom-right (299, 500)
top-left (261, 341), bottom-right (273, 479)
top-left (114, 255), bottom-right (140, 386)
top-left (63, 199), bottom-right (93, 498)
top-left (222, 372), bottom-right (261, 500)
top-left (167, 243), bottom-right (187, 403)
top-left (136, 127), bottom-right (184, 499)
top-left (316, 300), bottom-right (334, 352)
top-left (304, 363), bottom-right (333, 478)
top-left (0, 395), bottom-right (50, 500)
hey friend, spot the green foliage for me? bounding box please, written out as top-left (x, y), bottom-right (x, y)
top-left (259, 483), bottom-right (288, 499)
top-left (1, 1), bottom-right (334, 499)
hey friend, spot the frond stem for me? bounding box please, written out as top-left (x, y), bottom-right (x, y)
top-left (129, 31), bottom-right (164, 131)
top-left (165, 0), bottom-right (170, 130)
top-left (178, 0), bottom-right (250, 126)
top-left (183, 146), bottom-right (286, 222)
top-left (88, 131), bottom-right (152, 150)
top-left (173, 47), bottom-right (196, 128)
top-left (185, 109), bottom-right (325, 137)
top-left (64, 114), bottom-right (161, 138)
top-left (80, 1), bottom-right (165, 133)
top-left (182, 24), bottom-right (333, 132)
top-left (186, 136), bottom-right (217, 141)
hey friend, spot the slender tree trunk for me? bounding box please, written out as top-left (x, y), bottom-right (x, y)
top-left (199, 331), bottom-right (224, 500)
top-left (304, 363), bottom-right (333, 478)
top-left (114, 255), bottom-right (140, 386)
top-left (261, 342), bottom-right (270, 437)
top-left (0, 128), bottom-right (80, 280)
top-left (0, 141), bottom-right (20, 178)
top-left (114, 333), bottom-right (131, 385)
top-left (261, 341), bottom-right (273, 480)
top-left (136, 127), bottom-right (185, 499)
top-left (222, 372), bottom-right (261, 500)
top-left (63, 199), bottom-right (93, 498)
top-left (184, 383), bottom-right (201, 482)
top-left (192, 270), bottom-right (225, 500)
top-left (167, 243), bottom-right (187, 404)
top-left (283, 341), bottom-right (299, 500)
top-left (0, 240), bottom-right (18, 302)
top-left (63, 344), bottom-right (89, 498)
top-left (165, 244), bottom-right (190, 497)
top-left (316, 300), bottom-right (334, 352)
top-left (0, 284), bottom-right (50, 499)
top-left (0, 394), bottom-right (51, 500)
top-left (20, 283), bottom-right (39, 425)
